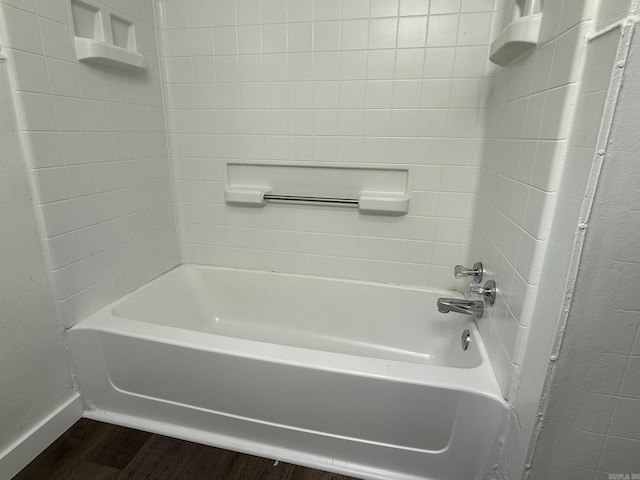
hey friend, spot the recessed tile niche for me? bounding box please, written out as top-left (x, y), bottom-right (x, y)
top-left (70, 0), bottom-right (146, 73)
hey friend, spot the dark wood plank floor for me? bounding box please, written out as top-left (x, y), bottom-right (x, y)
top-left (13, 419), bottom-right (362, 480)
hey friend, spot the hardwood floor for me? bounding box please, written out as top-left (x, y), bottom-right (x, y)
top-left (13, 419), bottom-right (362, 480)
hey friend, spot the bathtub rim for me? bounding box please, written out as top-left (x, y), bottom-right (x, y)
top-left (122, 262), bottom-right (471, 300)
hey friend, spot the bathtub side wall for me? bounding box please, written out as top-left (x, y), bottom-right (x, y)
top-left (69, 323), bottom-right (506, 480)
top-left (0, 0), bottom-right (180, 326)
top-left (471, 0), bottom-right (597, 397)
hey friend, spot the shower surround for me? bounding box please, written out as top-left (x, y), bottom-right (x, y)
top-left (0, 0), bottom-right (179, 327)
top-left (157, 0), bottom-right (500, 290)
top-left (1, 0), bottom-right (635, 479)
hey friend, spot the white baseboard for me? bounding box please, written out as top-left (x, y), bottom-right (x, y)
top-left (0, 394), bottom-right (83, 480)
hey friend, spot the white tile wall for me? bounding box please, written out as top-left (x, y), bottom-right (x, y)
top-left (0, 0), bottom-right (179, 325)
top-left (471, 0), bottom-right (592, 397)
top-left (0, 59), bottom-right (74, 461)
top-left (157, 0), bottom-right (500, 289)
top-left (490, 10), bottom-right (628, 480)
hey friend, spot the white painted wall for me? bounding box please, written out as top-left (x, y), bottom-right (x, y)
top-left (0, 0), bottom-right (179, 327)
top-left (157, 0), bottom-right (501, 290)
top-left (0, 57), bottom-right (76, 469)
top-left (594, 0), bottom-right (632, 31)
top-left (526, 18), bottom-right (640, 479)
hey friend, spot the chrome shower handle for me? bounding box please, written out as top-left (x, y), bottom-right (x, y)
top-left (467, 280), bottom-right (497, 305)
top-left (454, 262), bottom-right (484, 283)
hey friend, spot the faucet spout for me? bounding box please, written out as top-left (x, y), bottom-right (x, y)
top-left (437, 298), bottom-right (484, 318)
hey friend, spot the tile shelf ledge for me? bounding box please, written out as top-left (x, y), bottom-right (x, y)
top-left (489, 13), bottom-right (542, 67)
top-left (74, 37), bottom-right (146, 74)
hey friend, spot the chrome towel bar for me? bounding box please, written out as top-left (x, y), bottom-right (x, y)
top-left (263, 194), bottom-right (359, 206)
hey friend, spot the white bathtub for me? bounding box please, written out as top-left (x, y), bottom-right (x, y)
top-left (68, 265), bottom-right (506, 480)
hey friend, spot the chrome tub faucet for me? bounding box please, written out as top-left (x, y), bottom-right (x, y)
top-left (437, 262), bottom-right (497, 319)
top-left (437, 298), bottom-right (484, 318)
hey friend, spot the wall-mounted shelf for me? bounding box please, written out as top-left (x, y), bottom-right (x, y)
top-left (70, 0), bottom-right (146, 74)
top-left (224, 163), bottom-right (410, 216)
top-left (490, 13), bottom-right (542, 66)
top-left (74, 37), bottom-right (145, 73)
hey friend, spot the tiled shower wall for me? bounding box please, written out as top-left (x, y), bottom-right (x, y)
top-left (0, 55), bottom-right (74, 463)
top-left (497, 20), bottom-right (624, 480)
top-left (157, 0), bottom-right (500, 289)
top-left (0, 0), bottom-right (179, 325)
top-left (472, 0), bottom-right (592, 395)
